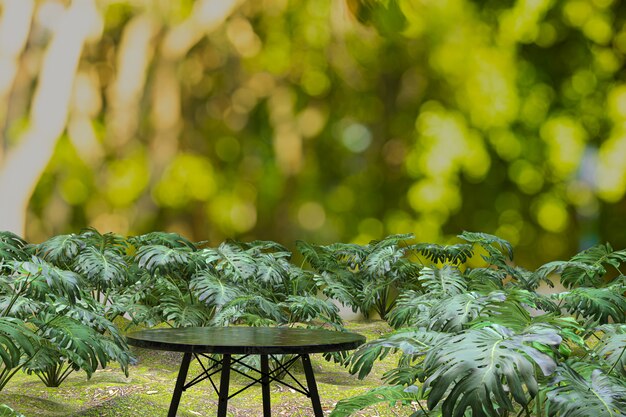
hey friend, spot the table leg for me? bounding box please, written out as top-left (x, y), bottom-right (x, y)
top-left (261, 354), bottom-right (271, 417)
top-left (217, 354), bottom-right (231, 417)
top-left (301, 354), bottom-right (324, 417)
top-left (168, 352), bottom-right (192, 417)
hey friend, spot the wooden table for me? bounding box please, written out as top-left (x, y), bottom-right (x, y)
top-left (126, 327), bottom-right (365, 417)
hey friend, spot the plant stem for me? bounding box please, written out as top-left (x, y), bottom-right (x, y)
top-left (0, 365), bottom-right (24, 391)
top-left (1, 272), bottom-right (34, 317)
top-left (415, 399), bottom-right (430, 416)
top-left (608, 344), bottom-right (626, 376)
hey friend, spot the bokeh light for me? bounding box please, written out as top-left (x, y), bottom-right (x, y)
top-left (0, 0), bottom-right (624, 268)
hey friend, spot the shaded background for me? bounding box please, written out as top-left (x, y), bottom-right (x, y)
top-left (1, 0), bottom-right (625, 268)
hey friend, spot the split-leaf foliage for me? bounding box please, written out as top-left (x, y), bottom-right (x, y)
top-left (330, 232), bottom-right (626, 417)
top-left (2, 228), bottom-right (626, 417)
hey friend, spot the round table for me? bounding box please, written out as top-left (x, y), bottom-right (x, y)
top-left (127, 327), bottom-right (365, 417)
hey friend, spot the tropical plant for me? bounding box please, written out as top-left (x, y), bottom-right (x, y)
top-left (0, 404), bottom-right (24, 417)
top-left (332, 232), bottom-right (626, 417)
top-left (298, 234), bottom-right (423, 320)
top-left (0, 232), bottom-right (131, 389)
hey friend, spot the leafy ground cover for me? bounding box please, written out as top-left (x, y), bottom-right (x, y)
top-left (0, 321), bottom-right (409, 417)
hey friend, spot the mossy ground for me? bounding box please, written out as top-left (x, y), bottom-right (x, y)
top-left (0, 321), bottom-right (415, 416)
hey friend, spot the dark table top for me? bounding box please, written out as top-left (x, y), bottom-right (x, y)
top-left (126, 327), bottom-right (366, 354)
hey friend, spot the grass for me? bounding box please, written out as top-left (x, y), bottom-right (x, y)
top-left (0, 321), bottom-right (413, 416)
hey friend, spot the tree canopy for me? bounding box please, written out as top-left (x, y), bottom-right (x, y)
top-left (1, 0), bottom-right (626, 267)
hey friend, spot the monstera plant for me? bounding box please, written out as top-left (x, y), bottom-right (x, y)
top-left (0, 231), bottom-right (131, 389)
top-left (297, 234), bottom-right (423, 320)
top-left (331, 232), bottom-right (626, 417)
top-left (130, 237), bottom-right (342, 329)
top-left (0, 228), bottom-right (344, 392)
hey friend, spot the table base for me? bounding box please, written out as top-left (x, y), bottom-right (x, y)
top-left (167, 352), bottom-right (324, 417)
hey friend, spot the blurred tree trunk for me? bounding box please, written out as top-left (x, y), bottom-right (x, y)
top-left (0, 0), bottom-right (99, 235)
top-left (0, 0), bottom-right (34, 162)
top-left (0, 0), bottom-right (240, 237)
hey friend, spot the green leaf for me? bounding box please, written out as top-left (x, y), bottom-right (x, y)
top-left (157, 283), bottom-right (213, 327)
top-left (544, 364), bottom-right (626, 417)
top-left (9, 258), bottom-right (82, 303)
top-left (281, 295), bottom-right (341, 325)
top-left (458, 231), bottom-right (514, 261)
top-left (349, 329), bottom-right (446, 379)
top-left (570, 243), bottom-right (626, 275)
top-left (422, 325), bottom-right (560, 417)
top-left (135, 244), bottom-right (194, 276)
top-left (330, 385), bottom-right (424, 417)
top-left (26, 313), bottom-right (131, 379)
top-left (0, 232), bottom-right (29, 262)
top-left (313, 271), bottom-right (360, 313)
top-left (411, 243), bottom-right (474, 264)
top-left (554, 284), bottom-right (626, 323)
top-left (534, 261), bottom-right (604, 289)
top-left (199, 243), bottom-right (256, 282)
top-left (382, 366), bottom-right (423, 386)
top-left (128, 231), bottom-right (196, 249)
top-left (218, 295), bottom-right (286, 325)
top-left (0, 317), bottom-right (40, 369)
top-left (35, 233), bottom-right (85, 268)
top-left (0, 403), bottom-right (25, 417)
top-left (465, 267), bottom-right (506, 291)
top-left (594, 325), bottom-right (626, 377)
top-left (469, 293), bottom-right (531, 331)
top-left (428, 292), bottom-right (486, 332)
top-left (254, 253), bottom-right (289, 284)
top-left (418, 266), bottom-right (467, 297)
top-left (387, 290), bottom-right (433, 329)
top-left (296, 240), bottom-right (340, 271)
top-left (74, 247), bottom-right (129, 289)
top-left (363, 245), bottom-right (404, 277)
top-left (190, 269), bottom-right (240, 308)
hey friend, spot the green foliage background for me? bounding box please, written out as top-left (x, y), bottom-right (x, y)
top-left (15, 0), bottom-right (626, 267)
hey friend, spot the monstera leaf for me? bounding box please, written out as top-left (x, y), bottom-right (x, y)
top-left (362, 244), bottom-right (405, 278)
top-left (313, 270), bottom-right (361, 312)
top-left (553, 284), bottom-right (626, 324)
top-left (570, 243), bottom-right (626, 277)
top-left (190, 269), bottom-right (241, 308)
top-left (34, 233), bottom-right (85, 267)
top-left (386, 290), bottom-right (433, 329)
top-left (157, 281), bottom-right (213, 327)
top-left (533, 261), bottom-right (604, 289)
top-left (254, 253), bottom-right (290, 285)
top-left (421, 325), bottom-right (560, 417)
top-left (544, 363), bottom-right (626, 417)
top-left (427, 292), bottom-right (487, 332)
top-left (0, 317), bottom-right (40, 370)
top-left (0, 232), bottom-right (29, 263)
top-left (465, 267), bottom-right (507, 291)
top-left (135, 244), bottom-right (194, 276)
top-left (418, 266), bottom-right (467, 297)
top-left (199, 242), bottom-right (257, 282)
top-left (296, 240), bottom-right (341, 271)
top-left (74, 247), bottom-right (129, 290)
top-left (7, 258), bottom-right (82, 304)
top-left (0, 404), bottom-right (25, 417)
top-left (411, 242), bottom-right (474, 264)
top-left (593, 324), bottom-right (626, 377)
top-left (128, 231), bottom-right (196, 249)
top-left (281, 295), bottom-right (341, 325)
top-left (25, 312), bottom-right (131, 385)
top-left (458, 231), bottom-right (513, 257)
top-left (217, 294), bottom-right (286, 325)
top-left (349, 328), bottom-right (448, 380)
top-left (330, 385), bottom-right (428, 417)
